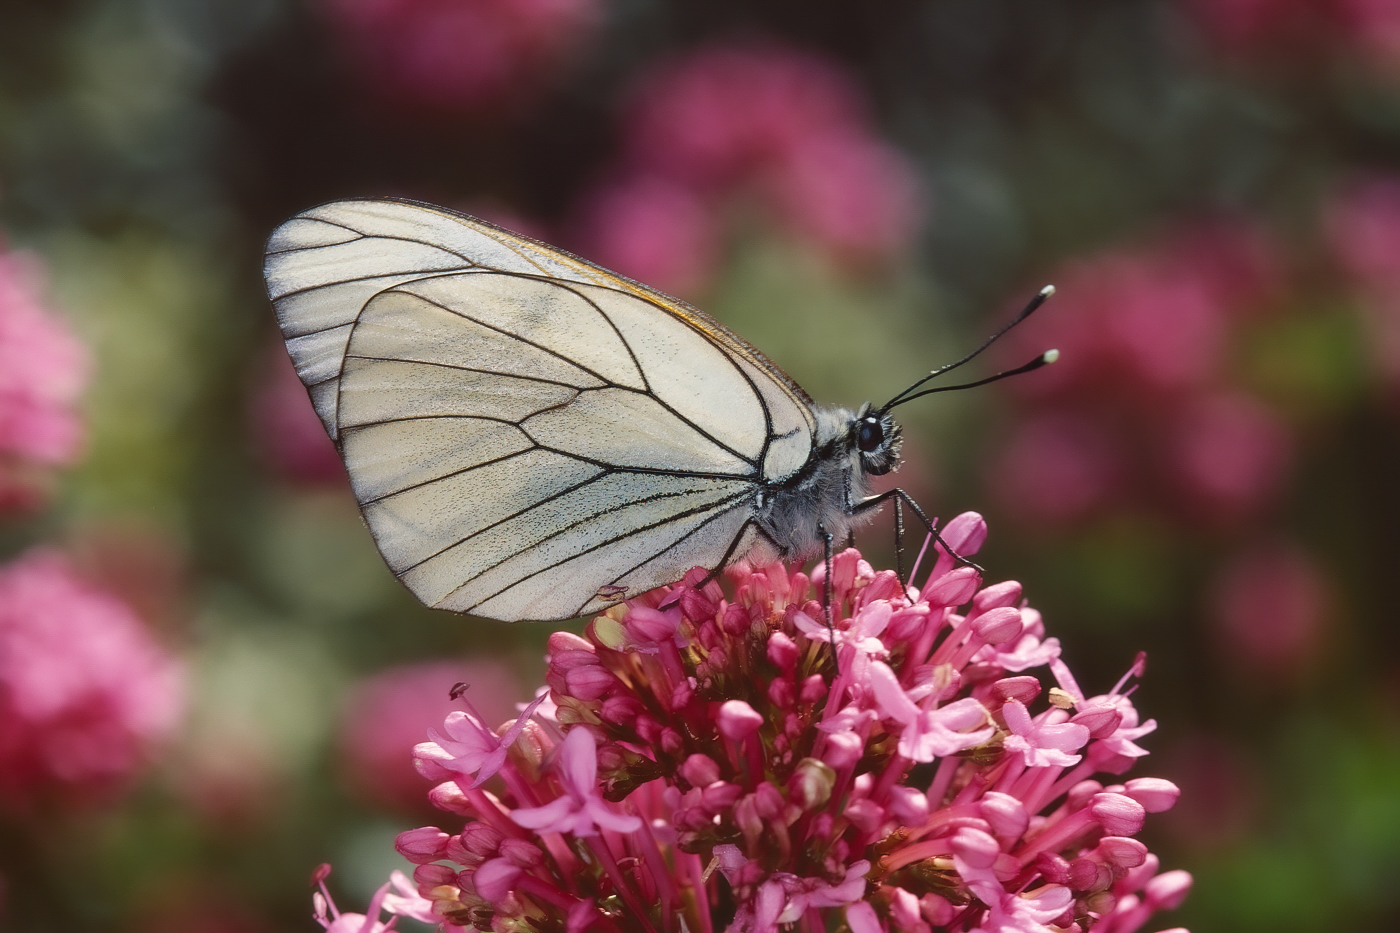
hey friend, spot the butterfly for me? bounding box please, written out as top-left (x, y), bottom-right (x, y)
top-left (264, 198), bottom-right (1053, 622)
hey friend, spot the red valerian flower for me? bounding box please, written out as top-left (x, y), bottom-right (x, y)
top-left (0, 548), bottom-right (184, 809)
top-left (332, 514), bottom-right (1190, 932)
top-left (0, 248), bottom-right (89, 511)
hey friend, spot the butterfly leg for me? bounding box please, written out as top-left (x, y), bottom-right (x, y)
top-left (816, 521), bottom-right (839, 671)
top-left (849, 488), bottom-right (986, 579)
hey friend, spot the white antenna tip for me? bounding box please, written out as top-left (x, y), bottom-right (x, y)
top-left (1040, 284), bottom-right (1056, 298)
top-left (1043, 348), bottom-right (1060, 364)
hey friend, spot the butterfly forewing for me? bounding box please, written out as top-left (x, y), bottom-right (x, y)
top-left (265, 198), bottom-right (819, 621)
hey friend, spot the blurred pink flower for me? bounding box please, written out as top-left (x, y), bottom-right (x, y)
top-left (328, 517), bottom-right (1191, 932)
top-left (1340, 0), bottom-right (1400, 67)
top-left (1325, 176), bottom-right (1400, 387)
top-left (1160, 734), bottom-right (1257, 850)
top-left (320, 0), bottom-right (601, 111)
top-left (763, 128), bottom-right (923, 265)
top-left (250, 341), bottom-right (344, 485)
top-left (1210, 540), bottom-right (1327, 678)
top-left (1326, 175), bottom-right (1400, 291)
top-left (339, 659), bottom-right (527, 811)
top-left (1166, 391), bottom-right (1291, 520)
top-left (0, 249), bottom-right (89, 511)
top-left (1184, 0), bottom-right (1400, 70)
top-left (1011, 247), bottom-right (1243, 399)
top-left (991, 411), bottom-right (1122, 525)
top-left (0, 548), bottom-right (184, 809)
top-left (625, 46), bottom-right (867, 191)
top-left (570, 176), bottom-right (720, 297)
top-left (1182, 0), bottom-right (1319, 51)
top-left (992, 220), bottom-right (1291, 528)
top-left (574, 43), bottom-right (922, 287)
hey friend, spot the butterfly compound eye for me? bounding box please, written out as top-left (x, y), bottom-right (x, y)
top-left (856, 416), bottom-right (884, 453)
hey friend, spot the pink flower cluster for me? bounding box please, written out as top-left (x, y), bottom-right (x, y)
top-left (0, 548), bottom-right (185, 809)
top-left (990, 220), bottom-right (1289, 527)
top-left (0, 248), bottom-right (89, 511)
top-left (1326, 175), bottom-right (1400, 394)
top-left (250, 341), bottom-right (345, 485)
top-left (337, 514), bottom-right (1189, 932)
top-left (319, 0), bottom-right (602, 111)
top-left (340, 659), bottom-right (529, 812)
top-left (575, 45), bottom-right (923, 294)
top-left (1182, 0), bottom-right (1400, 70)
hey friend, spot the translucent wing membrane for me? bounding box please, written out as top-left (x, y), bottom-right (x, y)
top-left (265, 199), bottom-right (818, 621)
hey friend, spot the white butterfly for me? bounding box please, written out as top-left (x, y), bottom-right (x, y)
top-left (265, 199), bottom-right (1052, 622)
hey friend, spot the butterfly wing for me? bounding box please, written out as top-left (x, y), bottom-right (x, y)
top-left (265, 199), bottom-right (817, 621)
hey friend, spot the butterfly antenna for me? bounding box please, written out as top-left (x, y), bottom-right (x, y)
top-left (885, 349), bottom-right (1059, 408)
top-left (879, 284), bottom-right (1055, 415)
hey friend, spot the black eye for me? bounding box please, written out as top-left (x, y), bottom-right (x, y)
top-left (856, 417), bottom-right (883, 452)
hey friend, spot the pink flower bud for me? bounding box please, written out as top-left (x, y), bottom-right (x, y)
top-left (395, 827), bottom-right (450, 864)
top-left (680, 753), bottom-right (721, 787)
top-left (754, 782), bottom-right (784, 819)
top-left (950, 826), bottom-right (1000, 868)
top-left (1084, 890), bottom-right (1116, 914)
top-left (548, 632), bottom-right (593, 655)
top-left (1090, 792), bottom-right (1146, 836)
top-left (921, 893), bottom-right (956, 926)
top-left (500, 838), bottom-right (544, 868)
top-left (767, 630), bottom-right (800, 669)
top-left (1124, 777), bottom-right (1181, 813)
top-left (989, 676), bottom-right (1041, 705)
top-left (718, 700), bottom-right (764, 740)
top-left (444, 834), bottom-right (480, 867)
top-left (625, 605), bottom-right (678, 643)
top-left (1144, 870), bottom-right (1193, 909)
top-left (734, 795), bottom-right (763, 847)
top-left (427, 781), bottom-right (475, 815)
top-left (800, 674), bottom-right (827, 705)
top-left (720, 604), bottom-right (748, 636)
top-left (768, 676), bottom-right (796, 708)
top-left (941, 512), bottom-right (988, 556)
top-left (979, 792), bottom-right (1029, 840)
top-left (669, 680), bottom-right (694, 711)
top-left (925, 566), bottom-right (981, 607)
top-left (474, 857), bottom-right (523, 904)
top-left (460, 821), bottom-right (505, 857)
top-left (1095, 836), bottom-right (1147, 869)
top-left (887, 785), bottom-right (929, 825)
top-left (885, 605), bottom-right (931, 641)
top-left (845, 797), bottom-right (884, 833)
top-left (1035, 852), bottom-right (1071, 885)
top-left (1070, 706), bottom-right (1123, 739)
top-left (1066, 857), bottom-right (1100, 891)
top-left (972, 607), bottom-right (1023, 645)
top-left (821, 730), bottom-right (864, 770)
top-left (1065, 780), bottom-right (1105, 810)
top-left (564, 664), bottom-right (619, 700)
top-left (596, 743), bottom-right (627, 771)
top-left (788, 758), bottom-right (835, 810)
top-left (972, 580), bottom-right (1022, 613)
top-left (600, 695), bottom-right (644, 725)
top-left (679, 583), bottom-right (718, 622)
top-left (862, 571), bottom-right (901, 604)
top-left (413, 863), bottom-right (457, 887)
top-left (701, 781), bottom-right (744, 813)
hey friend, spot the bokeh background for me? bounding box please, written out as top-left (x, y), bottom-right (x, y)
top-left (2, 0), bottom-right (1399, 930)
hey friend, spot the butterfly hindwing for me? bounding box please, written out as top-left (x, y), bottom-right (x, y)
top-left (266, 199), bottom-right (818, 621)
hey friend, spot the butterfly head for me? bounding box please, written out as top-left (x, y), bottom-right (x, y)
top-left (851, 403), bottom-right (901, 477)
